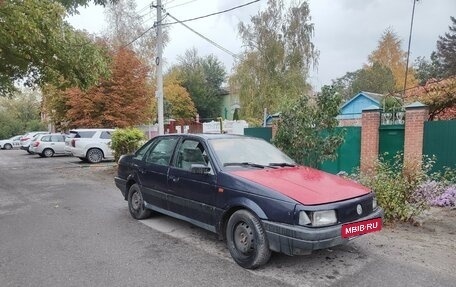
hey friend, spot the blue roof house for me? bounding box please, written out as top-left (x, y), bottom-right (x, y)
top-left (337, 91), bottom-right (384, 125)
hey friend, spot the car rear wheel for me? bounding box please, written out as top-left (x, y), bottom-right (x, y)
top-left (42, 148), bottom-right (54, 158)
top-left (226, 210), bottom-right (271, 269)
top-left (128, 184), bottom-right (152, 220)
top-left (86, 148), bottom-right (103, 164)
top-left (4, 143), bottom-right (12, 150)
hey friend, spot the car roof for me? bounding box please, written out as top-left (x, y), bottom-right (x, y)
top-left (69, 128), bottom-right (114, 132)
top-left (155, 133), bottom-right (255, 140)
top-left (36, 133), bottom-right (64, 138)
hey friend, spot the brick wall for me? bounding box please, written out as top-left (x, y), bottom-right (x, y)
top-left (360, 109), bottom-right (381, 174)
top-left (404, 106), bottom-right (428, 172)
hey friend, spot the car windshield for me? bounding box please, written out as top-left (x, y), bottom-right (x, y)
top-left (208, 137), bottom-right (295, 168)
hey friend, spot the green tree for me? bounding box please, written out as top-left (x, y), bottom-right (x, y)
top-left (231, 0), bottom-right (318, 121)
top-left (58, 0), bottom-right (117, 14)
top-left (351, 62), bottom-right (396, 94)
top-left (414, 53), bottom-right (443, 85)
top-left (332, 63), bottom-right (395, 100)
top-left (436, 16), bottom-right (456, 77)
top-left (0, 89), bottom-right (46, 138)
top-left (177, 49), bottom-right (226, 120)
top-left (0, 0), bottom-right (111, 96)
top-left (273, 85), bottom-right (344, 168)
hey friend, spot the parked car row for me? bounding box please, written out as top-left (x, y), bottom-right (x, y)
top-left (0, 128), bottom-right (115, 163)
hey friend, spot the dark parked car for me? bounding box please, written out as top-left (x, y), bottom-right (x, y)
top-left (115, 134), bottom-right (383, 269)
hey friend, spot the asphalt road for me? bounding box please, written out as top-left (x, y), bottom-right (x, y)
top-left (0, 149), bottom-right (454, 287)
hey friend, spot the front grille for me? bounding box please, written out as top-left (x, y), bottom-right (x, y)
top-left (336, 197), bottom-right (373, 223)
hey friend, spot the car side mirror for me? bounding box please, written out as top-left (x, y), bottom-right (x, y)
top-left (191, 164), bottom-right (211, 175)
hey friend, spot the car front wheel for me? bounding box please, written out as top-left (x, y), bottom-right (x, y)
top-left (4, 143), bottom-right (12, 150)
top-left (128, 184), bottom-right (152, 220)
top-left (226, 210), bottom-right (271, 269)
top-left (86, 148), bottom-right (103, 164)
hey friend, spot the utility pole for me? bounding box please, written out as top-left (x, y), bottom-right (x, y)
top-left (156, 0), bottom-right (164, 135)
top-left (403, 0), bottom-right (418, 97)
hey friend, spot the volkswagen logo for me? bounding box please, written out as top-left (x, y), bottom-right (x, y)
top-left (356, 204), bottom-right (363, 215)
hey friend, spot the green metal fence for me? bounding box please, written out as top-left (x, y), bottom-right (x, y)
top-left (378, 125), bottom-right (405, 163)
top-left (244, 127), bottom-right (272, 142)
top-left (423, 120), bottom-right (456, 172)
top-left (319, 127), bottom-right (361, 174)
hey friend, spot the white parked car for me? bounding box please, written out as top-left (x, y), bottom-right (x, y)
top-left (29, 133), bottom-right (68, 157)
top-left (20, 131), bottom-right (49, 154)
top-left (65, 128), bottom-right (115, 163)
top-left (0, 135), bottom-right (23, 150)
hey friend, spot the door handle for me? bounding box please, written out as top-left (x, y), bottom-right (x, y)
top-left (169, 175), bottom-right (179, 183)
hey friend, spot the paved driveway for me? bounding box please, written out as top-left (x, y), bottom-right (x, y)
top-left (0, 150), bottom-right (454, 287)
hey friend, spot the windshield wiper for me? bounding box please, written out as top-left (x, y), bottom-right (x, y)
top-left (268, 162), bottom-right (296, 167)
top-left (224, 162), bottom-right (270, 169)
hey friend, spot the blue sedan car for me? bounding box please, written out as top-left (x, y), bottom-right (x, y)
top-left (115, 134), bottom-right (383, 269)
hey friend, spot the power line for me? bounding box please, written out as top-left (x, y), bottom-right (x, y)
top-left (122, 22), bottom-right (157, 48)
top-left (165, 12), bottom-right (238, 58)
top-left (167, 0), bottom-right (199, 10)
top-left (162, 0), bottom-right (260, 26)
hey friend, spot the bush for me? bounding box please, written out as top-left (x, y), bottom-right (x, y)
top-left (111, 128), bottom-right (146, 162)
top-left (353, 153), bottom-right (438, 223)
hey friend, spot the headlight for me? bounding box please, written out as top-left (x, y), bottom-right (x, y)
top-left (372, 196), bottom-right (378, 210)
top-left (299, 211), bottom-right (311, 225)
top-left (312, 210), bottom-right (337, 227)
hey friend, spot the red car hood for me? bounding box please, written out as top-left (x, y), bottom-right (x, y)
top-left (230, 166), bottom-right (370, 205)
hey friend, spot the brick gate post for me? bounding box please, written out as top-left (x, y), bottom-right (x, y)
top-left (360, 106), bottom-right (381, 174)
top-left (404, 102), bottom-right (428, 173)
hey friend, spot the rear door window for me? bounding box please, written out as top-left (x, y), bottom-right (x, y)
top-left (41, 136), bottom-right (51, 142)
top-left (100, 131), bottom-right (112, 139)
top-left (51, 135), bottom-right (65, 142)
top-left (74, 131), bottom-right (96, 138)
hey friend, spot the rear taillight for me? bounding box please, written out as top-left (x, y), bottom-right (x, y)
top-left (33, 141), bottom-right (40, 147)
top-left (71, 139), bottom-right (76, 147)
top-left (20, 137), bottom-right (29, 142)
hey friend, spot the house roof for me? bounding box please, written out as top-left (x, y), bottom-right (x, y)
top-left (340, 91), bottom-right (384, 110)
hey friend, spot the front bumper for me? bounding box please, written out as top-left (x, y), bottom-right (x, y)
top-left (115, 177), bottom-right (128, 200)
top-left (262, 207), bottom-right (384, 256)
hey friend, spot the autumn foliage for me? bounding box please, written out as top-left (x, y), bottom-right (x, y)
top-left (405, 76), bottom-right (456, 120)
top-left (65, 48), bottom-right (152, 128)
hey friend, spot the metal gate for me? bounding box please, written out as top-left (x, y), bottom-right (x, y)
top-left (423, 120), bottom-right (456, 172)
top-left (378, 125), bottom-right (404, 163)
top-left (320, 127), bottom-right (361, 174)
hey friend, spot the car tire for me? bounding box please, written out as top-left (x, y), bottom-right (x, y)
top-left (226, 209), bottom-right (271, 269)
top-left (86, 148), bottom-right (103, 164)
top-left (4, 143), bottom-right (12, 150)
top-left (128, 184), bottom-right (152, 220)
top-left (42, 148), bottom-right (54, 158)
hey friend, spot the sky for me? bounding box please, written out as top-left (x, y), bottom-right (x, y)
top-left (67, 0), bottom-right (456, 91)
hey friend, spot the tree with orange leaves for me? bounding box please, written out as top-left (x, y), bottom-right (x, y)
top-left (65, 48), bottom-right (152, 128)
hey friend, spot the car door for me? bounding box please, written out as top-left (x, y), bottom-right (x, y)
top-left (167, 138), bottom-right (218, 227)
top-left (137, 136), bottom-right (179, 210)
top-left (12, 136), bottom-right (21, 148)
top-left (99, 131), bottom-right (113, 157)
top-left (50, 135), bottom-right (66, 154)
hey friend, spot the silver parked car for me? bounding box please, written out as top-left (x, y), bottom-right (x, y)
top-left (29, 133), bottom-right (68, 157)
top-left (20, 131), bottom-right (49, 154)
top-left (0, 135), bottom-right (23, 150)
